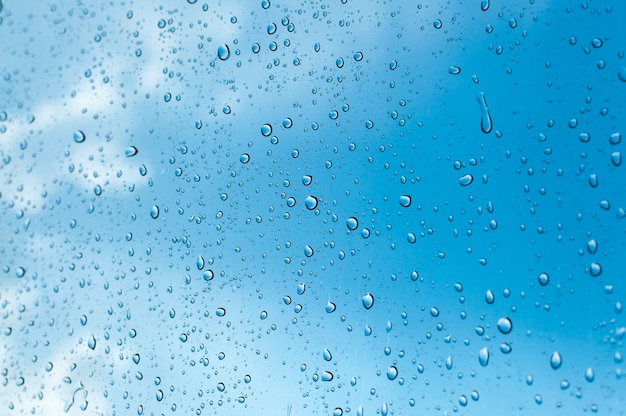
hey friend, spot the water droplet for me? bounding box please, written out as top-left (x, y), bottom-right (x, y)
top-left (399, 195), bottom-right (412, 207)
top-left (478, 347), bottom-right (489, 367)
top-left (125, 146), bottom-right (138, 157)
top-left (322, 371), bottom-right (334, 381)
top-left (261, 0), bottom-right (270, 9)
top-left (609, 132), bottom-right (622, 145)
top-left (386, 365), bottom-right (398, 380)
top-left (304, 245), bottom-right (314, 257)
top-left (430, 307), bottom-right (439, 317)
top-left (197, 255), bottom-right (205, 270)
top-left (619, 67), bottom-right (626, 82)
top-left (261, 124), bottom-right (273, 136)
top-left (480, 0), bottom-right (490, 11)
top-left (381, 402), bottom-right (388, 416)
top-left (500, 342), bottom-right (512, 354)
top-left (362, 293), bottom-right (374, 309)
top-left (73, 130), bottom-right (86, 143)
top-left (305, 196), bottom-right (318, 210)
top-left (538, 272), bottom-right (550, 286)
top-left (150, 205), bottom-right (160, 219)
top-left (389, 60), bottom-right (398, 70)
top-left (347, 217), bottom-right (359, 230)
top-left (587, 239), bottom-right (598, 254)
top-left (550, 351), bottom-right (563, 369)
top-left (407, 232), bottom-right (417, 243)
top-left (449, 65), bottom-right (461, 75)
top-left (260, 310), bottom-right (268, 320)
top-left (584, 367), bottom-right (595, 382)
top-left (203, 270), bottom-right (214, 281)
top-left (240, 153), bottom-right (250, 164)
top-left (590, 262), bottom-right (602, 277)
top-left (179, 333), bottom-right (188, 342)
top-left (445, 355), bottom-right (453, 370)
top-left (497, 317), bottom-right (513, 334)
top-left (217, 44), bottom-right (230, 60)
top-left (433, 19), bottom-right (443, 29)
top-left (297, 283), bottom-right (306, 295)
top-left (477, 92), bottom-right (493, 133)
top-left (323, 348), bottom-right (332, 361)
top-left (325, 301), bottom-right (336, 313)
top-left (87, 335), bottom-right (96, 350)
top-left (283, 295), bottom-right (292, 305)
top-left (156, 390), bottom-right (164, 401)
top-left (216, 307), bottom-right (226, 317)
top-left (459, 174), bottom-right (474, 186)
top-left (485, 289), bottom-right (495, 304)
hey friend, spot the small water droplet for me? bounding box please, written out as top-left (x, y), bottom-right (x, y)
top-left (584, 367), bottom-right (595, 382)
top-left (323, 348), bottom-right (332, 361)
top-left (216, 307), bottom-right (226, 317)
top-left (322, 370), bottom-right (334, 381)
top-left (150, 205), bottom-right (160, 219)
top-left (386, 365), bottom-right (398, 380)
top-left (538, 272), bottom-right (550, 286)
top-left (304, 245), bottom-right (314, 257)
top-left (485, 289), bottom-right (495, 304)
top-left (480, 0), bottom-right (490, 11)
top-left (449, 65), bottom-right (461, 74)
top-left (325, 301), bottom-right (336, 313)
top-left (87, 335), bottom-right (96, 350)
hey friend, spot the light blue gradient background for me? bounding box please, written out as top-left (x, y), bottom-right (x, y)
top-left (1, 0), bottom-right (625, 415)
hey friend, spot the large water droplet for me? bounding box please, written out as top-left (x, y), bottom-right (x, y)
top-left (386, 365), bottom-right (398, 380)
top-left (480, 0), bottom-right (490, 11)
top-left (362, 293), bottom-right (374, 309)
top-left (347, 217), bottom-right (359, 230)
top-left (73, 130), bottom-right (86, 143)
top-left (478, 347), bottom-right (489, 367)
top-left (305, 196), bottom-right (318, 210)
top-left (459, 174), bottom-right (474, 186)
top-left (550, 351), bottom-right (562, 369)
top-left (584, 367), bottom-right (595, 382)
top-left (538, 272), bottom-right (550, 286)
top-left (497, 317), bottom-right (512, 334)
top-left (325, 301), bottom-right (336, 313)
top-left (150, 205), bottom-right (160, 219)
top-left (589, 262), bottom-right (602, 277)
top-left (399, 195), bottom-right (412, 207)
top-left (323, 348), bottom-right (332, 361)
top-left (125, 146), bottom-right (138, 157)
top-left (217, 44), bottom-right (230, 60)
top-left (477, 92), bottom-right (493, 133)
